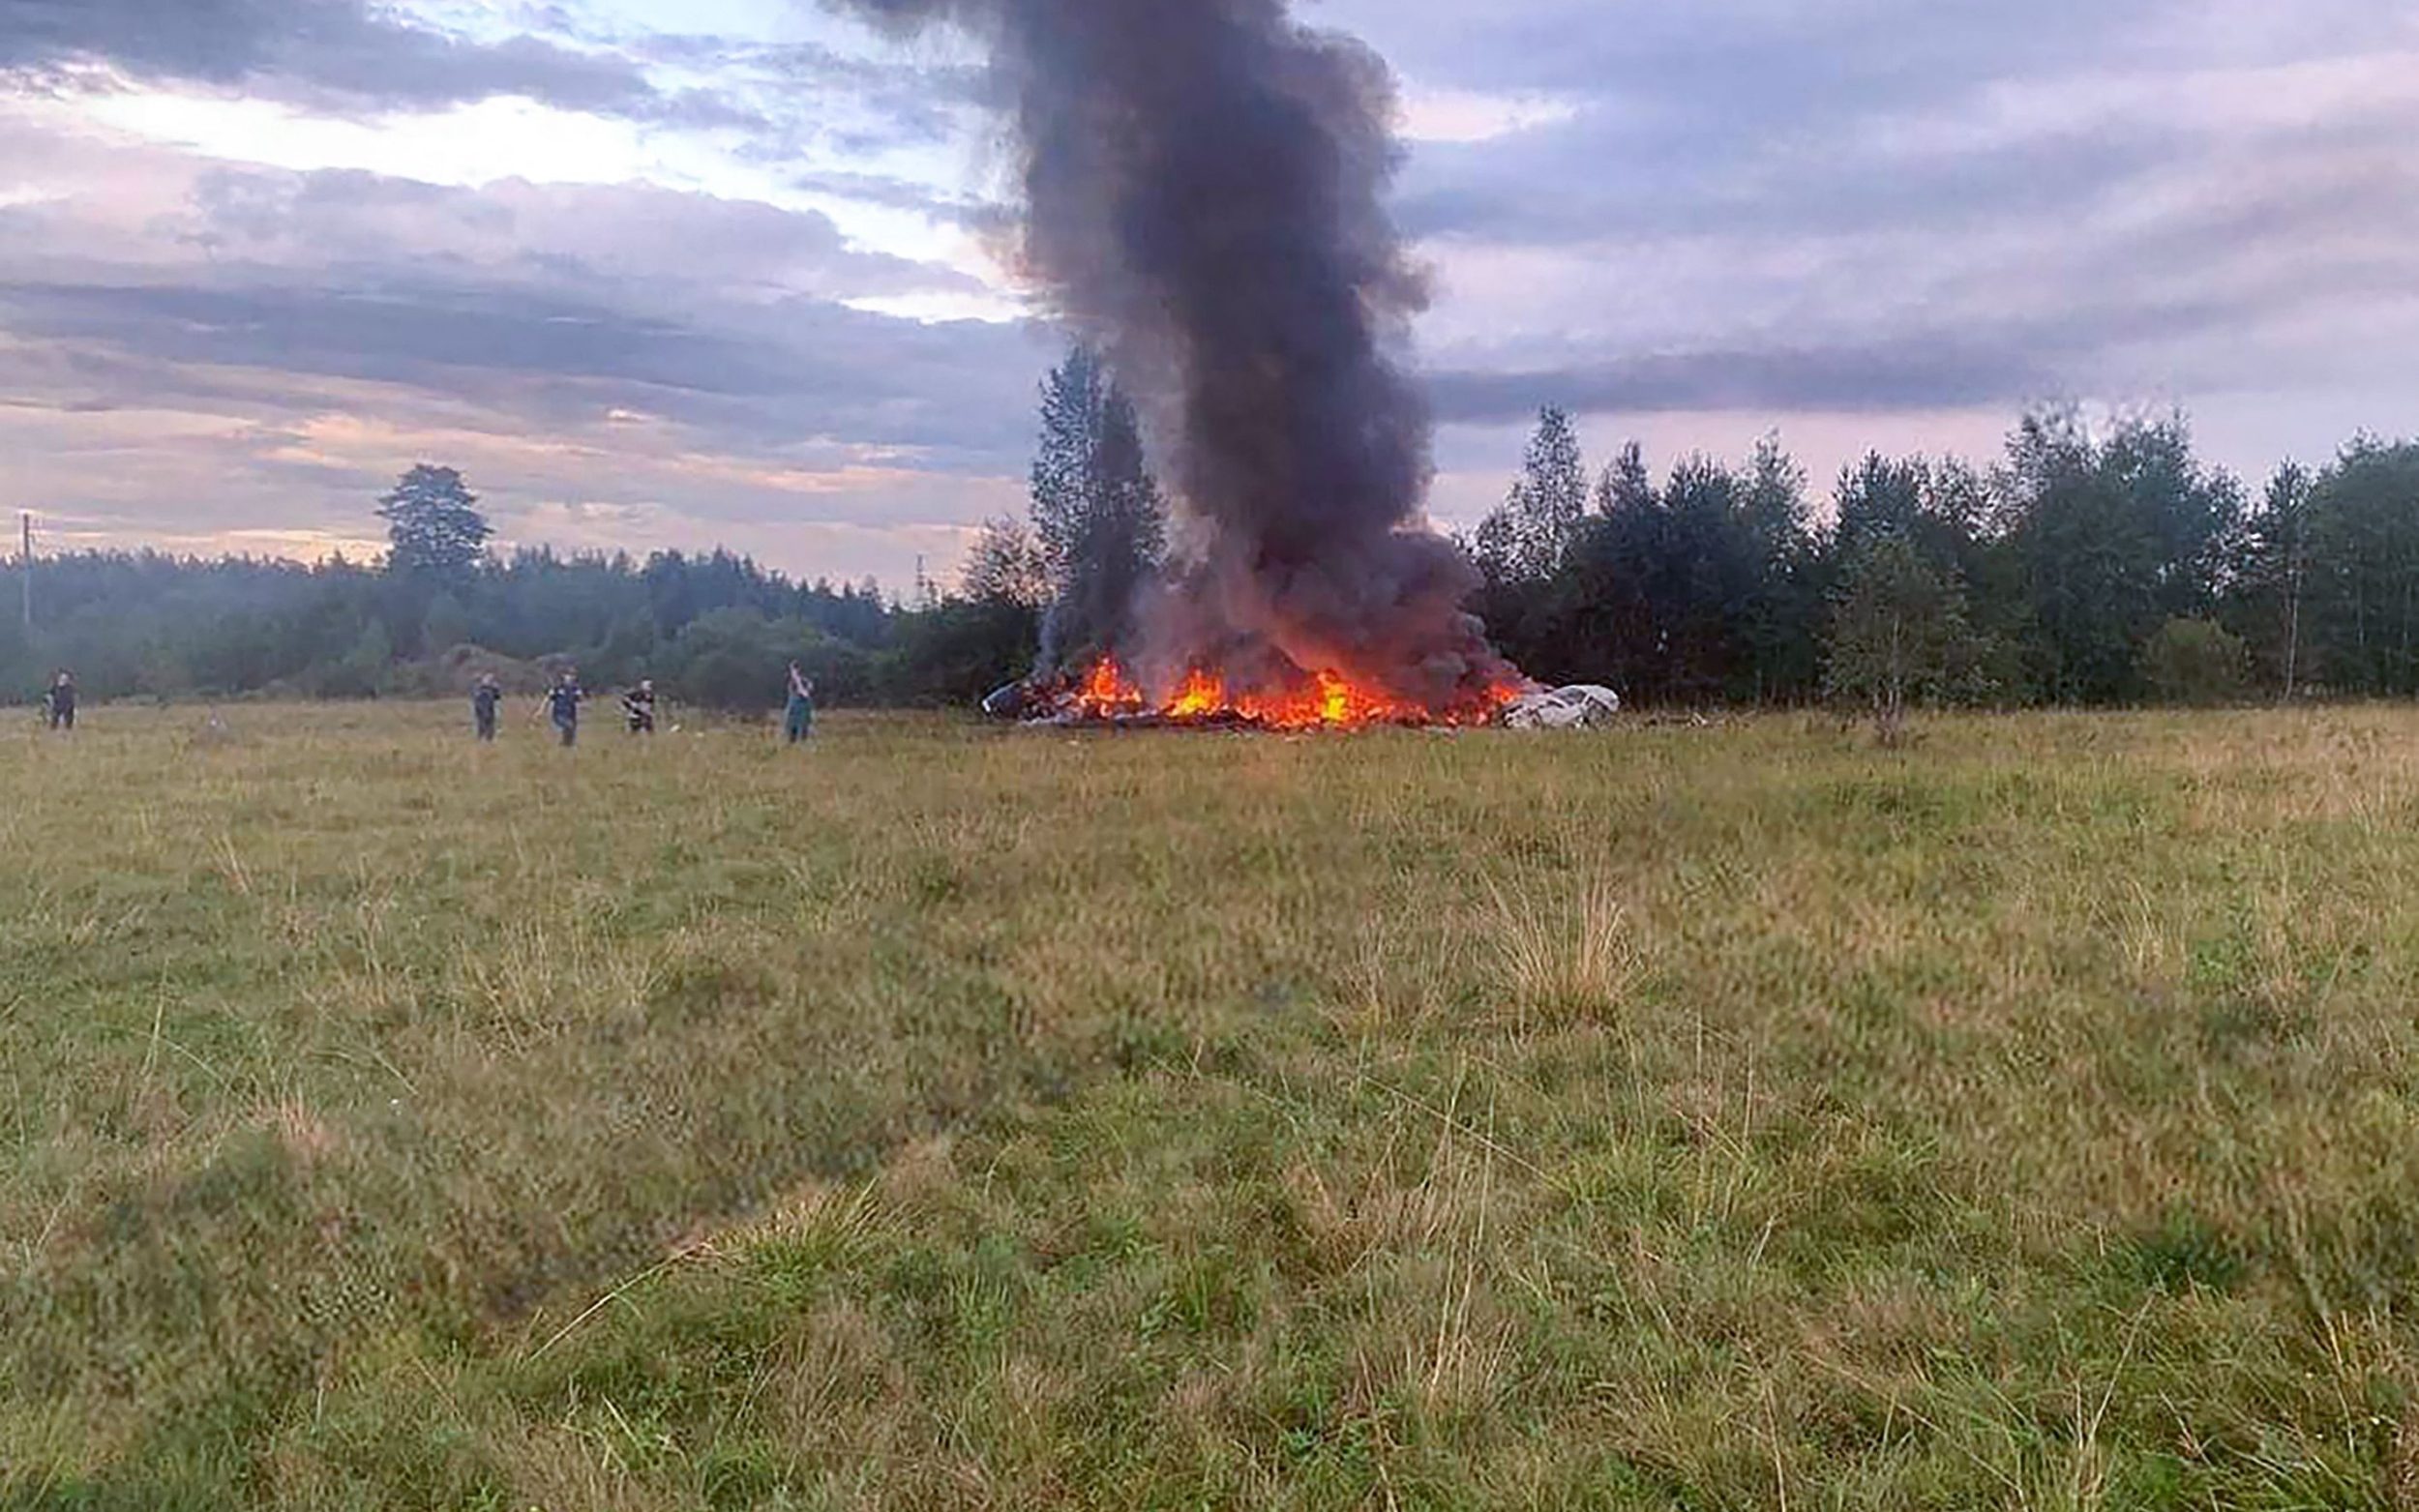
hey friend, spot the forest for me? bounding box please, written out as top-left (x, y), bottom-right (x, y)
top-left (7, 352), bottom-right (2416, 715)
top-left (1469, 405), bottom-right (2419, 713)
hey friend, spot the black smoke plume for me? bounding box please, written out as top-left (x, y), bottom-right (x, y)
top-left (832, 0), bottom-right (1520, 711)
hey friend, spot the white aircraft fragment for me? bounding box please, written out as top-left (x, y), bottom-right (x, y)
top-left (1502, 684), bottom-right (1624, 729)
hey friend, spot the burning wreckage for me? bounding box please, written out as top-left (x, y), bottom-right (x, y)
top-left (845, 0), bottom-right (1619, 732)
top-left (984, 664), bottom-right (1621, 732)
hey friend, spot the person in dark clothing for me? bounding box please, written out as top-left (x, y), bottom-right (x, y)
top-left (45, 670), bottom-right (75, 731)
top-left (471, 673), bottom-right (502, 742)
top-left (783, 662), bottom-right (815, 744)
top-left (621, 679), bottom-right (657, 735)
top-left (542, 669), bottom-right (582, 748)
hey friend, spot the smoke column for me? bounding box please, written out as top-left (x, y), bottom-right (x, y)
top-left (835, 0), bottom-right (1518, 710)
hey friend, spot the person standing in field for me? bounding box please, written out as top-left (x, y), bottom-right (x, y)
top-left (45, 669), bottom-right (75, 731)
top-left (622, 679), bottom-right (657, 735)
top-left (542, 668), bottom-right (583, 748)
top-left (783, 662), bottom-right (816, 744)
top-left (471, 672), bottom-right (503, 742)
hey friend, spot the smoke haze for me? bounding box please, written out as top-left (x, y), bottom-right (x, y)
top-left (829, 0), bottom-right (1518, 709)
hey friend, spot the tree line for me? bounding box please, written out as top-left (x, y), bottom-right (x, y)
top-left (8, 359), bottom-right (2416, 718)
top-left (2, 464), bottom-right (1030, 713)
top-left (1471, 404), bottom-right (2419, 720)
top-left (1, 350), bottom-right (1174, 715)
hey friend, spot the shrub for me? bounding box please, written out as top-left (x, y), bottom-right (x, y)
top-left (658, 609), bottom-right (873, 711)
top-left (2141, 617), bottom-right (2249, 706)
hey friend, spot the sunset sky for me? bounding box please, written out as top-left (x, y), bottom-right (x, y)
top-left (4, 0), bottom-right (2415, 587)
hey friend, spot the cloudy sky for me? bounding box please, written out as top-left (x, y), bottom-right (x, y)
top-left (3, 0), bottom-right (2414, 586)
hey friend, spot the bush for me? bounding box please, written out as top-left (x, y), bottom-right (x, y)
top-left (657, 609), bottom-right (872, 711)
top-left (306, 619), bottom-right (393, 700)
top-left (383, 644), bottom-right (552, 698)
top-left (1823, 533), bottom-right (1987, 743)
top-left (2141, 618), bottom-right (2249, 706)
top-left (880, 599), bottom-right (1039, 706)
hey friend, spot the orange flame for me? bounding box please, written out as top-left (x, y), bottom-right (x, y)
top-left (1168, 668), bottom-right (1226, 719)
top-left (1061, 659), bottom-right (1519, 729)
top-left (1063, 657), bottom-right (1145, 719)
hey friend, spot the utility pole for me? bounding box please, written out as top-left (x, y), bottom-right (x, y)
top-left (17, 512), bottom-right (28, 634)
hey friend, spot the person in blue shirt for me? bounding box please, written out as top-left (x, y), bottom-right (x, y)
top-left (542, 669), bottom-right (583, 748)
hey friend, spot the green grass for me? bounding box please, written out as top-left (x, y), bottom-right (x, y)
top-left (6, 700), bottom-right (2419, 1508)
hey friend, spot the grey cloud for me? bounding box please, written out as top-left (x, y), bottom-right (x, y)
top-left (1373, 0), bottom-right (2412, 251)
top-left (176, 166), bottom-right (979, 303)
top-left (0, 0), bottom-right (737, 123)
top-left (1420, 268), bottom-right (2287, 422)
top-left (787, 167), bottom-right (1007, 228)
top-left (1428, 339), bottom-right (2056, 424)
top-left (1424, 212), bottom-right (2419, 428)
top-left (1352, 0), bottom-right (2419, 434)
top-left (0, 274), bottom-right (1041, 461)
top-left (1397, 112), bottom-right (2190, 247)
top-left (0, 133), bottom-right (1049, 468)
top-left (719, 44), bottom-right (989, 171)
top-left (0, 268), bottom-right (1044, 548)
top-left (1423, 220), bottom-right (2419, 426)
top-left (575, 23), bottom-right (988, 149)
top-left (5, 0), bottom-right (2414, 560)
top-left (0, 41), bottom-right (1036, 578)
top-left (1339, 0), bottom-right (2404, 110)
top-left (5, 280), bottom-right (776, 393)
top-left (745, 40), bottom-right (984, 102)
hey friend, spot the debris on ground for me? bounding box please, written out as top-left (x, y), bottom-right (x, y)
top-left (1501, 684), bottom-right (1624, 729)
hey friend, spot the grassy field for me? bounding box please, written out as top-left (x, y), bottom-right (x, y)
top-left (6, 699), bottom-right (2419, 1509)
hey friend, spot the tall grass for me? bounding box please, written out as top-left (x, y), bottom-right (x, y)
top-left (4, 700), bottom-right (2418, 1507)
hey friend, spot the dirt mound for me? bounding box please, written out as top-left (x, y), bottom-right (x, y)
top-left (388, 644), bottom-right (556, 697)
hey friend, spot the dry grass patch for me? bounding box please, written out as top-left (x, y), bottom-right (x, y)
top-left (7, 702), bottom-right (2419, 1507)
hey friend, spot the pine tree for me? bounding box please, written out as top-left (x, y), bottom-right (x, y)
top-left (377, 465), bottom-right (493, 579)
top-left (1030, 347), bottom-right (1107, 584)
top-left (1738, 433), bottom-right (1817, 701)
top-left (2226, 462), bottom-right (2314, 697)
top-left (1481, 406), bottom-right (1589, 582)
top-left (1834, 454), bottom-right (1928, 557)
top-left (2303, 438), bottom-right (2419, 697)
top-left (1594, 440), bottom-right (1655, 518)
top-left (1026, 346), bottom-right (1167, 667)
